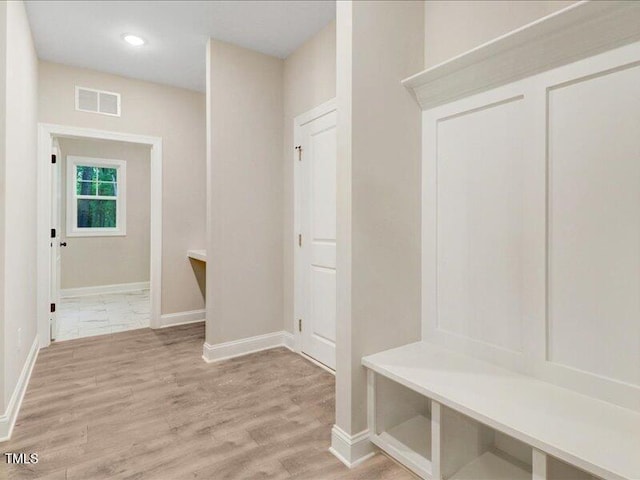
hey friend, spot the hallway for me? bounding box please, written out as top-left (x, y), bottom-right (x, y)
top-left (2, 324), bottom-right (412, 479)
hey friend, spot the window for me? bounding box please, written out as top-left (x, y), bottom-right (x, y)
top-left (66, 156), bottom-right (126, 236)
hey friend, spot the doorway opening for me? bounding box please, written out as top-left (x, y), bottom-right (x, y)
top-left (53, 138), bottom-right (151, 341)
top-left (37, 124), bottom-right (162, 348)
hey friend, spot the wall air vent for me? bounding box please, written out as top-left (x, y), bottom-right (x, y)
top-left (75, 86), bottom-right (121, 117)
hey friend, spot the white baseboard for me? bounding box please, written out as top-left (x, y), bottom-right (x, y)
top-left (202, 330), bottom-right (292, 363)
top-left (300, 352), bottom-right (336, 375)
top-left (0, 337), bottom-right (39, 442)
top-left (159, 309), bottom-right (205, 328)
top-left (61, 281), bottom-right (150, 298)
top-left (282, 331), bottom-right (295, 351)
top-left (329, 425), bottom-right (376, 469)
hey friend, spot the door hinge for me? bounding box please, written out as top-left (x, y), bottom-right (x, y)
top-left (51, 228), bottom-right (56, 238)
top-left (298, 234), bottom-right (302, 247)
top-left (51, 154), bottom-right (57, 164)
top-left (298, 319), bottom-right (302, 332)
top-left (50, 303), bottom-right (56, 313)
top-left (295, 145), bottom-right (302, 161)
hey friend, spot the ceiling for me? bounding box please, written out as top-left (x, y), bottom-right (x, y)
top-left (25, 1), bottom-right (336, 92)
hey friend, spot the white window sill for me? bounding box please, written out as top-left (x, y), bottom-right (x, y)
top-left (66, 230), bottom-right (126, 238)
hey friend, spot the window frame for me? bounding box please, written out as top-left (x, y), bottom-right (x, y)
top-left (66, 156), bottom-right (127, 237)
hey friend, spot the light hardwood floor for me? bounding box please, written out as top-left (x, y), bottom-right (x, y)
top-left (1, 324), bottom-right (414, 479)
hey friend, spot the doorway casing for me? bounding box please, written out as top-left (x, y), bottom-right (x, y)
top-left (37, 123), bottom-right (162, 348)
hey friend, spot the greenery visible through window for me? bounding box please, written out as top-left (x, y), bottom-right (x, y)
top-left (67, 157), bottom-right (126, 236)
top-left (75, 166), bottom-right (118, 228)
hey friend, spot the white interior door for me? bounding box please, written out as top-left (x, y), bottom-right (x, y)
top-left (50, 140), bottom-right (61, 341)
top-left (296, 104), bottom-right (337, 370)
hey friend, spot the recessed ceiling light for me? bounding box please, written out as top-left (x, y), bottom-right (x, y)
top-left (122, 34), bottom-right (145, 47)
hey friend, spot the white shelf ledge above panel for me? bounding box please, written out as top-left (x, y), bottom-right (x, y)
top-left (372, 415), bottom-right (432, 479)
top-left (187, 249), bottom-right (207, 262)
top-left (450, 451), bottom-right (530, 480)
top-left (402, 1), bottom-right (640, 110)
top-left (362, 341), bottom-right (640, 480)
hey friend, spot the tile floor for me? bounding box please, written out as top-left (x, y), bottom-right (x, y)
top-left (56, 289), bottom-right (150, 341)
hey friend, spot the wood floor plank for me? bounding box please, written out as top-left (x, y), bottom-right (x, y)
top-left (2, 324), bottom-right (415, 479)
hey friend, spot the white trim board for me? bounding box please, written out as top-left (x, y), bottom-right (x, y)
top-left (282, 331), bottom-right (294, 352)
top-left (202, 331), bottom-right (294, 363)
top-left (300, 351), bottom-right (335, 376)
top-left (60, 281), bottom-right (149, 298)
top-left (159, 309), bottom-right (205, 328)
top-left (0, 337), bottom-right (39, 441)
top-left (37, 123), bottom-right (162, 348)
top-left (294, 98), bottom-right (337, 128)
top-left (403, 1), bottom-right (640, 109)
top-left (201, 331), bottom-right (332, 379)
top-left (329, 425), bottom-right (376, 469)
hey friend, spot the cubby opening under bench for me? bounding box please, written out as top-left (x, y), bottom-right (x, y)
top-left (363, 342), bottom-right (640, 480)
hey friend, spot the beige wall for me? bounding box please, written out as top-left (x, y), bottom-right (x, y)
top-left (335, 0), bottom-right (424, 435)
top-left (206, 40), bottom-right (284, 344)
top-left (424, 0), bottom-right (576, 67)
top-left (282, 21), bottom-right (336, 334)
top-left (38, 62), bottom-right (206, 315)
top-left (58, 138), bottom-right (151, 289)
top-left (1, 0), bottom-right (38, 413)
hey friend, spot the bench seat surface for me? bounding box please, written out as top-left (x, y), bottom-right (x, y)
top-left (362, 341), bottom-right (640, 480)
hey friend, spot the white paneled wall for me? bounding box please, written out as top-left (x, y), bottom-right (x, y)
top-left (436, 96), bottom-right (526, 354)
top-left (422, 42), bottom-right (640, 411)
top-left (547, 64), bottom-right (640, 386)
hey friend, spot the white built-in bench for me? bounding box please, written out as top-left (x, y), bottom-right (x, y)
top-left (370, 2), bottom-right (640, 479)
top-left (363, 342), bottom-right (640, 480)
